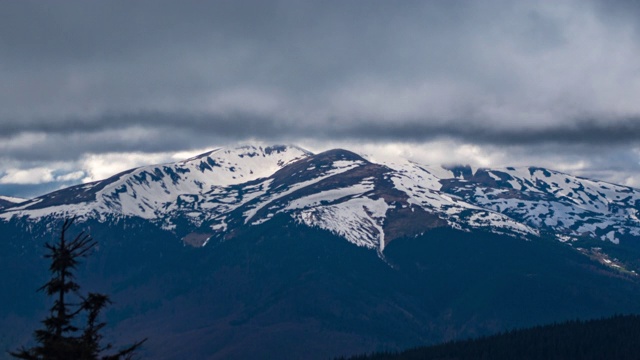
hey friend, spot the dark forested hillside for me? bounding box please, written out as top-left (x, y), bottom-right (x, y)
top-left (344, 314), bottom-right (640, 360)
top-left (4, 216), bottom-right (640, 359)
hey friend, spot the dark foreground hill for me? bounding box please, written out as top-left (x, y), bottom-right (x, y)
top-left (344, 314), bottom-right (640, 360)
top-left (3, 217), bottom-right (640, 359)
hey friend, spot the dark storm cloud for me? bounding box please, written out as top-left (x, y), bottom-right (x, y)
top-left (2, 0), bottom-right (640, 190)
top-left (0, 0), bottom-right (450, 100)
top-left (0, 0), bottom-right (576, 119)
top-left (343, 117), bottom-right (640, 146)
top-left (3, 111), bottom-right (640, 162)
top-left (2, 0), bottom-right (638, 133)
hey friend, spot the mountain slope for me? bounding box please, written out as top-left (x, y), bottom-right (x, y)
top-left (0, 195), bottom-right (26, 210)
top-left (1, 145), bottom-right (310, 222)
top-left (438, 166), bottom-right (640, 244)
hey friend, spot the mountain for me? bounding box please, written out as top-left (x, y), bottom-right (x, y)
top-left (4, 144), bottom-right (639, 260)
top-left (2, 144), bottom-right (640, 359)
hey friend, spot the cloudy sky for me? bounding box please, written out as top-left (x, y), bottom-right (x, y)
top-left (2, 0), bottom-right (640, 197)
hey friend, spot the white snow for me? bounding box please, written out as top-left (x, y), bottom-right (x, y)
top-left (295, 197), bottom-right (389, 250)
top-left (487, 171), bottom-right (501, 181)
top-left (244, 158), bottom-right (363, 224)
top-left (0, 195), bottom-right (27, 204)
top-left (284, 182), bottom-right (373, 211)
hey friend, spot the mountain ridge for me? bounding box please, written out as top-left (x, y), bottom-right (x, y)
top-left (2, 144), bottom-right (640, 267)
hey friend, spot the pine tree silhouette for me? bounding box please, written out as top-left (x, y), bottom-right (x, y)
top-left (10, 218), bottom-right (146, 360)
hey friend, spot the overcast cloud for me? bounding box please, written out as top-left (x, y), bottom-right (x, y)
top-left (2, 0), bottom-right (640, 197)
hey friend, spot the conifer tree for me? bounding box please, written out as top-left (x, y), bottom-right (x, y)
top-left (10, 218), bottom-right (146, 360)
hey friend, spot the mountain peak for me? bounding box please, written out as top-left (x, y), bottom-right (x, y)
top-left (181, 144), bottom-right (312, 166)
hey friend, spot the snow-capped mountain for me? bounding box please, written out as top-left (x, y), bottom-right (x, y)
top-left (2, 144), bottom-right (639, 254)
top-left (4, 145), bottom-right (640, 360)
top-left (188, 149), bottom-right (536, 250)
top-left (1, 145), bottom-right (310, 221)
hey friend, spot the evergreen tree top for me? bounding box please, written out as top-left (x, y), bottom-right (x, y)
top-left (9, 218), bottom-right (146, 360)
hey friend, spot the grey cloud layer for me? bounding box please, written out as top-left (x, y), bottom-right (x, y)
top-left (3, 0), bottom-right (639, 120)
top-left (2, 112), bottom-right (639, 162)
top-left (2, 0), bottom-right (640, 187)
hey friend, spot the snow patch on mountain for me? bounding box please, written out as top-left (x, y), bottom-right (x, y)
top-left (284, 182), bottom-right (374, 211)
top-left (0, 195), bottom-right (27, 204)
top-left (295, 197), bottom-right (389, 250)
top-left (0, 195), bottom-right (29, 211)
top-left (243, 158), bottom-right (365, 224)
